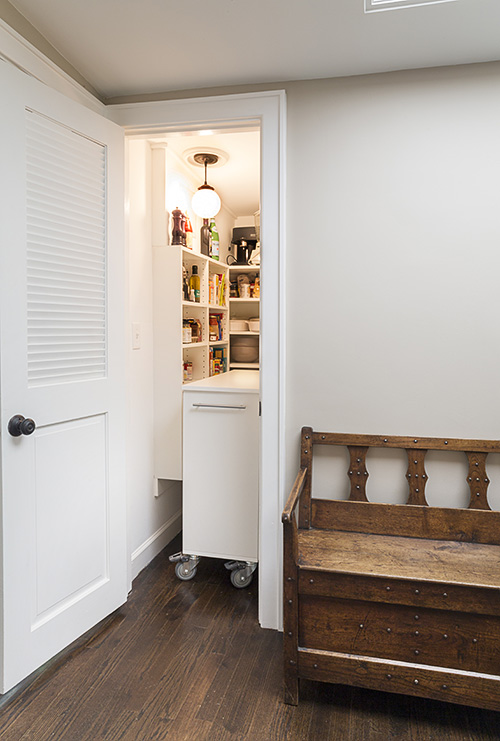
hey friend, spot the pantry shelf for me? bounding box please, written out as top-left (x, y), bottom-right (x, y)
top-left (183, 300), bottom-right (208, 309)
top-left (230, 362), bottom-right (260, 369)
top-left (153, 245), bottom-right (229, 480)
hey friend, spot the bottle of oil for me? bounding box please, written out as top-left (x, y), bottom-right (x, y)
top-left (189, 265), bottom-right (200, 302)
top-left (210, 218), bottom-right (219, 260)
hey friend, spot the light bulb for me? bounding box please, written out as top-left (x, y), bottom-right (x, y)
top-left (192, 187), bottom-right (221, 219)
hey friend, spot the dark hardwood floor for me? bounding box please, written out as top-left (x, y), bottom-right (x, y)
top-left (1, 533), bottom-right (499, 740)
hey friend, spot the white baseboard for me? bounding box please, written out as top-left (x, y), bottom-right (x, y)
top-left (130, 509), bottom-right (182, 581)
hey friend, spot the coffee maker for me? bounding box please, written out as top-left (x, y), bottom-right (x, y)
top-left (231, 226), bottom-right (258, 264)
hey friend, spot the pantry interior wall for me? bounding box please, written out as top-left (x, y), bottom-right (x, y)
top-left (127, 138), bottom-right (183, 578)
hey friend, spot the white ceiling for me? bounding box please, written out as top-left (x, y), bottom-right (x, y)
top-left (8, 0), bottom-right (500, 99)
top-left (152, 130), bottom-right (260, 217)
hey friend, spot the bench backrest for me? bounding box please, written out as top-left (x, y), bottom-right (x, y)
top-left (299, 427), bottom-right (500, 546)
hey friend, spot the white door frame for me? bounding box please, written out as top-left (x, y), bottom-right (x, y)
top-left (109, 92), bottom-right (286, 630)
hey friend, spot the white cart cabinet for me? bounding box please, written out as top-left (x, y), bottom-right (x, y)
top-left (177, 371), bottom-right (259, 585)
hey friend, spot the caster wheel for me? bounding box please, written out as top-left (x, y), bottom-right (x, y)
top-left (230, 569), bottom-right (253, 588)
top-left (175, 561), bottom-right (197, 581)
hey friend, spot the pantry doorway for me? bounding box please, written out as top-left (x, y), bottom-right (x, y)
top-left (110, 91), bottom-right (286, 630)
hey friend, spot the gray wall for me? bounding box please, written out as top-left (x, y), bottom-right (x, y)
top-left (283, 64), bottom-right (500, 508)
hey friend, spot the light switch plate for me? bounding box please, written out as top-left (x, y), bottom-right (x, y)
top-left (132, 322), bottom-right (141, 350)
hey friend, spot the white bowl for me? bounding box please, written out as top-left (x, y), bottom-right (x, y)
top-left (230, 319), bottom-right (249, 332)
top-left (248, 318), bottom-right (260, 332)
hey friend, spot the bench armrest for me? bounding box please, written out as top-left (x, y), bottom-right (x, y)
top-left (282, 467), bottom-right (308, 523)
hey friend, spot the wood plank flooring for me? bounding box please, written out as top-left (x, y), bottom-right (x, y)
top-left (0, 533), bottom-right (499, 740)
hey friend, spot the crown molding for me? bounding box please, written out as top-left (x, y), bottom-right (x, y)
top-left (0, 17), bottom-right (104, 114)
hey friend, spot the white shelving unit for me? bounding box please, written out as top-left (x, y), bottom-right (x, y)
top-left (228, 265), bottom-right (260, 370)
top-left (153, 246), bottom-right (229, 480)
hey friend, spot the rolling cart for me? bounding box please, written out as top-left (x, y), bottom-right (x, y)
top-left (171, 371), bottom-right (259, 588)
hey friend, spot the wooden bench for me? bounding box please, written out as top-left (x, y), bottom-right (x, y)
top-left (282, 427), bottom-right (500, 711)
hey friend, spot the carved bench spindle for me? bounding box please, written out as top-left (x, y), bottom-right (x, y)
top-left (405, 449), bottom-right (429, 506)
top-left (466, 452), bottom-right (491, 511)
top-left (347, 446), bottom-right (369, 501)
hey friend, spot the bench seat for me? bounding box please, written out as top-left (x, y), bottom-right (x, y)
top-left (298, 527), bottom-right (500, 589)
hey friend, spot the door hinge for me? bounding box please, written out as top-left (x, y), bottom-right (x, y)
top-left (259, 401), bottom-right (262, 416)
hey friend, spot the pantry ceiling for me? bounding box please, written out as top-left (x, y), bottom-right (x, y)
top-left (152, 130), bottom-right (260, 217)
top-left (5, 0), bottom-right (500, 99)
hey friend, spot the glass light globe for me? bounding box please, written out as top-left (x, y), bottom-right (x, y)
top-left (192, 186), bottom-right (221, 219)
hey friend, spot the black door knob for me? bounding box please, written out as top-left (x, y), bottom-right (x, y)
top-left (8, 415), bottom-right (36, 437)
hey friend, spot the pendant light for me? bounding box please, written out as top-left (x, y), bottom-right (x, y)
top-left (191, 153), bottom-right (221, 219)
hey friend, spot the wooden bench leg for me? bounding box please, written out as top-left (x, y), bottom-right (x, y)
top-left (284, 661), bottom-right (299, 705)
top-left (283, 572), bottom-right (299, 704)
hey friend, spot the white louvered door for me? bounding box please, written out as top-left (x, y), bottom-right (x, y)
top-left (0, 62), bottom-right (127, 692)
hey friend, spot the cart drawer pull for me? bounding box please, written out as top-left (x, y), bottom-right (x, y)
top-left (192, 403), bottom-right (247, 410)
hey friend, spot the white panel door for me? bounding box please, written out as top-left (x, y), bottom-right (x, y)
top-left (0, 61), bottom-right (127, 693)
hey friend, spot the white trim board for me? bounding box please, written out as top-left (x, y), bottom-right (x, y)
top-left (130, 509), bottom-right (182, 582)
top-left (110, 90), bottom-right (287, 630)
